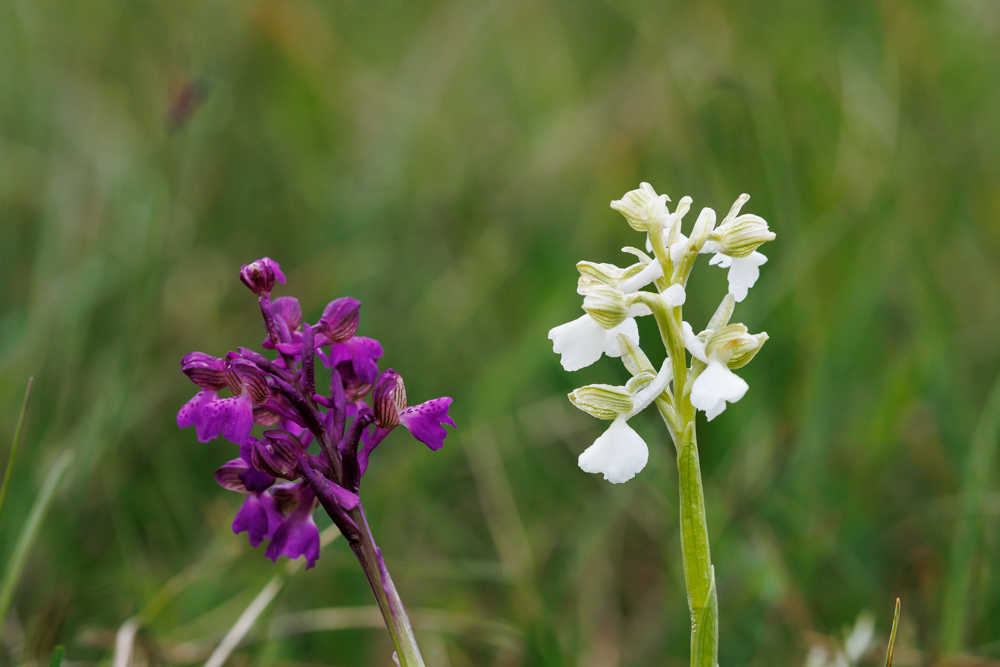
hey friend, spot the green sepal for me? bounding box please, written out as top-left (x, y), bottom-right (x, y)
top-left (568, 384), bottom-right (633, 420)
top-left (617, 334), bottom-right (655, 376)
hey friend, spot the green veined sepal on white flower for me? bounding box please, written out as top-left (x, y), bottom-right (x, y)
top-left (581, 285), bottom-right (630, 329)
top-left (576, 258), bottom-right (664, 295)
top-left (568, 383), bottom-right (634, 420)
top-left (610, 182), bottom-right (670, 232)
top-left (577, 359), bottom-right (674, 483)
top-left (709, 214), bottom-right (775, 258)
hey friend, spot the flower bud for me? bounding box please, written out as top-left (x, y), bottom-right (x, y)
top-left (318, 297), bottom-right (361, 343)
top-left (272, 296), bottom-right (302, 332)
top-left (617, 333), bottom-right (655, 376)
top-left (181, 352), bottom-right (227, 390)
top-left (252, 430), bottom-right (304, 480)
top-left (240, 257), bottom-right (285, 295)
top-left (576, 261), bottom-right (626, 291)
top-left (225, 353), bottom-right (270, 404)
top-left (582, 285), bottom-right (629, 329)
top-left (710, 214), bottom-right (775, 258)
top-left (611, 183), bottom-right (669, 232)
top-left (727, 332), bottom-right (768, 369)
top-left (706, 293), bottom-right (737, 331)
top-left (372, 369), bottom-right (406, 428)
top-left (569, 384), bottom-right (633, 420)
top-left (704, 324), bottom-right (753, 364)
top-left (689, 207), bottom-right (717, 249)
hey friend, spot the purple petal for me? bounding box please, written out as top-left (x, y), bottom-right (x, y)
top-left (233, 493), bottom-right (281, 547)
top-left (327, 337), bottom-right (383, 384)
top-left (399, 397), bottom-right (455, 451)
top-left (263, 257), bottom-right (285, 284)
top-left (215, 458), bottom-right (250, 493)
top-left (358, 426), bottom-right (390, 478)
top-left (327, 479), bottom-right (360, 510)
top-left (265, 488), bottom-right (320, 568)
top-left (200, 394), bottom-right (255, 445)
top-left (177, 389), bottom-right (218, 433)
top-left (272, 296), bottom-right (302, 331)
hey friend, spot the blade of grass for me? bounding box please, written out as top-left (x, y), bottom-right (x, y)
top-left (201, 525), bottom-right (340, 667)
top-left (942, 371), bottom-right (1000, 652)
top-left (49, 645), bottom-right (65, 667)
top-left (884, 598), bottom-right (900, 667)
top-left (0, 450), bottom-right (73, 628)
top-left (0, 377), bottom-right (34, 524)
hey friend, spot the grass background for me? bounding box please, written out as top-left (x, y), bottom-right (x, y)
top-left (2, 0), bottom-right (1000, 665)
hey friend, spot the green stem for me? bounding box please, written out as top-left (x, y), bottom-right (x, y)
top-left (649, 291), bottom-right (718, 667)
top-left (347, 504), bottom-right (426, 667)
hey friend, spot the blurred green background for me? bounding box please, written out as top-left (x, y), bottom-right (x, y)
top-left (2, 0), bottom-right (1000, 665)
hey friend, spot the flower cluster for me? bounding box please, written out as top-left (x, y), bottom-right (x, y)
top-left (179, 257), bottom-right (456, 567)
top-left (549, 183), bottom-right (774, 483)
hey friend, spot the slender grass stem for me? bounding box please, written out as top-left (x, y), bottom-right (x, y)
top-left (0, 450), bottom-right (73, 630)
top-left (0, 378), bottom-right (34, 524)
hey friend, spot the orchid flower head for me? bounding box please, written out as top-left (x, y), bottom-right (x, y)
top-left (550, 183), bottom-right (774, 482)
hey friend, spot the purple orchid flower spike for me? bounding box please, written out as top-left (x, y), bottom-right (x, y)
top-left (178, 257), bottom-right (451, 665)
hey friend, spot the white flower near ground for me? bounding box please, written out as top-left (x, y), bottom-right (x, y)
top-left (708, 251), bottom-right (768, 302)
top-left (578, 358), bottom-right (674, 483)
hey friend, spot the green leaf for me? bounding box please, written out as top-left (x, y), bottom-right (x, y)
top-left (49, 646), bottom-right (65, 667)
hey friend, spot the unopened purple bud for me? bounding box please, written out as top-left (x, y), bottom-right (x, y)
top-left (240, 257), bottom-right (285, 295)
top-left (272, 296), bottom-right (302, 332)
top-left (181, 352), bottom-right (227, 390)
top-left (251, 430), bottom-right (303, 480)
top-left (372, 368), bottom-right (407, 429)
top-left (225, 353), bottom-right (270, 404)
top-left (318, 297), bottom-right (361, 344)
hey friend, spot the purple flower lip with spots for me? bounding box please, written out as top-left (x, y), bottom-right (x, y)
top-left (178, 257), bottom-right (451, 663)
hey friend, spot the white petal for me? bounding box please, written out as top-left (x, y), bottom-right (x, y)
top-left (604, 318), bottom-right (639, 358)
top-left (578, 417), bottom-right (649, 484)
top-left (630, 357), bottom-right (673, 413)
top-left (669, 233), bottom-right (689, 263)
top-left (549, 315), bottom-right (607, 371)
top-left (682, 321), bottom-right (708, 363)
top-left (700, 239), bottom-right (721, 255)
top-left (645, 235), bottom-right (653, 253)
top-left (708, 253), bottom-right (732, 268)
top-left (627, 302), bottom-right (653, 318)
top-left (662, 283), bottom-right (686, 307)
top-left (726, 252), bottom-right (767, 302)
top-left (619, 260), bottom-right (663, 293)
top-left (690, 359), bottom-right (749, 421)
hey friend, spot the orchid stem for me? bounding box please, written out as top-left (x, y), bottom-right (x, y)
top-left (347, 504), bottom-right (426, 667)
top-left (654, 297), bottom-right (719, 667)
